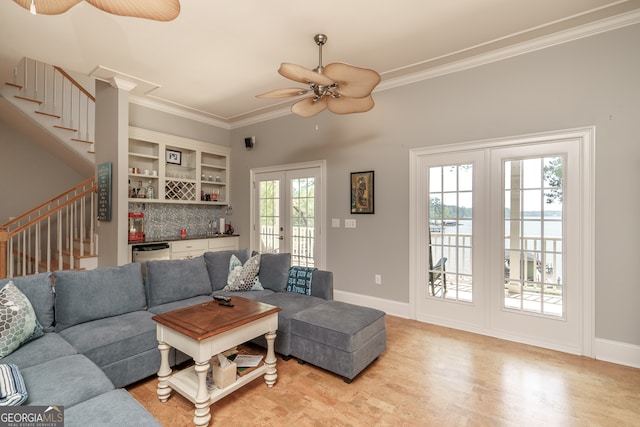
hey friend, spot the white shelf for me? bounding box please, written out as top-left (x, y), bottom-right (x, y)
top-left (168, 364), bottom-right (267, 405)
top-left (128, 127), bottom-right (231, 205)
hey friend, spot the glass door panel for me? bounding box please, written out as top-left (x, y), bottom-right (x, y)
top-left (428, 164), bottom-right (473, 302)
top-left (503, 156), bottom-right (564, 317)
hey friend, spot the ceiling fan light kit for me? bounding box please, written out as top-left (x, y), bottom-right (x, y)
top-left (257, 34), bottom-right (381, 118)
top-left (14, 0), bottom-right (181, 21)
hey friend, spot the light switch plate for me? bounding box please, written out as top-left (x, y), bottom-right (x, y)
top-left (345, 219), bottom-right (356, 228)
top-left (332, 218), bottom-right (340, 228)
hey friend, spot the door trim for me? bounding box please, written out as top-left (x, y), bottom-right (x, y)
top-left (409, 127), bottom-right (594, 356)
top-left (250, 160), bottom-right (327, 270)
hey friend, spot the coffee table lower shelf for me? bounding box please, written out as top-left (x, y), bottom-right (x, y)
top-left (168, 363), bottom-right (268, 404)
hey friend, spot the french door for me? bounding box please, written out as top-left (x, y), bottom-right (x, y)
top-left (410, 128), bottom-right (594, 355)
top-left (251, 162), bottom-right (325, 268)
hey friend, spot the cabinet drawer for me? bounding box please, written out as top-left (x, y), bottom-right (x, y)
top-left (171, 239), bottom-right (207, 253)
top-left (208, 237), bottom-right (239, 251)
top-left (170, 250), bottom-right (205, 260)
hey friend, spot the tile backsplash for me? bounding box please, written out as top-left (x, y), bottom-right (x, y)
top-left (128, 203), bottom-right (232, 241)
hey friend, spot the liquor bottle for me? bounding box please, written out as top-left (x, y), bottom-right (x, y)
top-left (146, 181), bottom-right (154, 199)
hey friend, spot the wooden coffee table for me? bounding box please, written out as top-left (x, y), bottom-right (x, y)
top-left (152, 297), bottom-right (281, 427)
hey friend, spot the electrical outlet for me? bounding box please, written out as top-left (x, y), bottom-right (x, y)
top-left (375, 274), bottom-right (382, 285)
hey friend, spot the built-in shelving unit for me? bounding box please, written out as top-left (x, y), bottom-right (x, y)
top-left (128, 127), bottom-right (231, 205)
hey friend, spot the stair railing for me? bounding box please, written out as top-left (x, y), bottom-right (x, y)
top-left (0, 177), bottom-right (98, 279)
top-left (9, 57), bottom-right (95, 150)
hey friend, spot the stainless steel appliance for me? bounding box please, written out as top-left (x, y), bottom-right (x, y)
top-left (131, 243), bottom-right (170, 275)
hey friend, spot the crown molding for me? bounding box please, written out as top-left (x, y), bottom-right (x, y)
top-left (129, 9), bottom-right (640, 130)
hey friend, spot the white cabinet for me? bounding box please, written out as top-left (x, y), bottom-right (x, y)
top-left (128, 127), bottom-right (231, 205)
top-left (170, 239), bottom-right (208, 260)
top-left (169, 237), bottom-right (239, 260)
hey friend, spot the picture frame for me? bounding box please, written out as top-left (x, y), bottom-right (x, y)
top-left (350, 171), bottom-right (375, 214)
top-left (166, 149), bottom-right (182, 165)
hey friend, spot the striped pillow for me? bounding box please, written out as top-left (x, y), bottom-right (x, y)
top-left (0, 363), bottom-right (28, 406)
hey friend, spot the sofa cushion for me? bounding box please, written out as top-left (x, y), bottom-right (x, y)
top-left (58, 311), bottom-right (157, 370)
top-left (0, 333), bottom-right (77, 370)
top-left (0, 282), bottom-right (44, 357)
top-left (146, 295), bottom-right (213, 315)
top-left (54, 263), bottom-right (146, 332)
top-left (21, 354), bottom-right (114, 407)
top-left (0, 273), bottom-right (55, 332)
top-left (204, 250), bottom-right (250, 291)
top-left (257, 253), bottom-right (291, 292)
top-left (145, 256), bottom-right (212, 308)
top-left (0, 363), bottom-right (28, 406)
top-left (65, 389), bottom-right (162, 427)
top-left (224, 254), bottom-right (263, 291)
top-left (257, 293), bottom-right (326, 333)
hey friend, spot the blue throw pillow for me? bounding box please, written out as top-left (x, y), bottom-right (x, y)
top-left (286, 266), bottom-right (317, 296)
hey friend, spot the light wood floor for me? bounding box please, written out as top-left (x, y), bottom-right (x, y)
top-left (127, 315), bottom-right (640, 426)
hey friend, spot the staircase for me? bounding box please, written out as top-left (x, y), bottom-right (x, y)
top-left (0, 57), bottom-right (96, 166)
top-left (0, 57), bottom-right (100, 279)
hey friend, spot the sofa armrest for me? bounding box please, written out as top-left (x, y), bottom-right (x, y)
top-left (310, 270), bottom-right (333, 301)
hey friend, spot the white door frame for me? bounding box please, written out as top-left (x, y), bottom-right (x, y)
top-left (250, 160), bottom-right (327, 270)
top-left (409, 127), bottom-right (595, 356)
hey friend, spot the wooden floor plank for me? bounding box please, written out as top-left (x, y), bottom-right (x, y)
top-left (128, 315), bottom-right (640, 426)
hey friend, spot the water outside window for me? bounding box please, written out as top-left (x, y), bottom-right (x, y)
top-left (428, 164), bottom-right (473, 301)
top-left (503, 156), bottom-right (564, 317)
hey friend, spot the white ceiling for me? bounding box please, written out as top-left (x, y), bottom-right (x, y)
top-left (1, 0), bottom-right (639, 127)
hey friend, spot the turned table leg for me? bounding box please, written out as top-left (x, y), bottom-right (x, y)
top-left (264, 330), bottom-right (278, 387)
top-left (193, 361), bottom-right (212, 427)
top-left (156, 342), bottom-right (172, 402)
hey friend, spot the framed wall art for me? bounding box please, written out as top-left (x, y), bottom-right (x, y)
top-left (350, 171), bottom-right (374, 214)
top-left (166, 149), bottom-right (182, 165)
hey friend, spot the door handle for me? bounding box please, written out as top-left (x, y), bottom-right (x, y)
top-left (278, 236), bottom-right (284, 240)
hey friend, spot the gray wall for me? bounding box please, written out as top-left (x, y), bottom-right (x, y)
top-left (0, 120), bottom-right (85, 223)
top-left (230, 24), bottom-right (640, 346)
top-left (129, 104), bottom-right (230, 147)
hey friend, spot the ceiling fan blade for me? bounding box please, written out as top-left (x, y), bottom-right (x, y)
top-left (323, 63), bottom-right (381, 99)
top-left (279, 63), bottom-right (335, 87)
top-left (327, 95), bottom-right (375, 115)
top-left (85, 0), bottom-right (180, 21)
top-left (291, 97), bottom-right (328, 118)
top-left (256, 88), bottom-right (309, 98)
top-left (13, 0), bottom-right (81, 15)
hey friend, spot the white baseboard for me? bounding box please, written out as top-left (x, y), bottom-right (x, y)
top-left (333, 290), bottom-right (411, 318)
top-left (334, 290), bottom-right (640, 369)
top-left (594, 338), bottom-right (640, 369)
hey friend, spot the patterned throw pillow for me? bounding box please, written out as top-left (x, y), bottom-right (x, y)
top-left (0, 281), bottom-right (44, 358)
top-left (223, 254), bottom-right (264, 291)
top-left (0, 363), bottom-right (28, 406)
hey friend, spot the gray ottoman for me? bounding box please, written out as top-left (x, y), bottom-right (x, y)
top-left (290, 300), bottom-right (386, 382)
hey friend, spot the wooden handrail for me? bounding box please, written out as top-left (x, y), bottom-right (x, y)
top-left (5, 183), bottom-right (97, 238)
top-left (1, 178), bottom-right (97, 279)
top-left (53, 66), bottom-right (96, 103)
top-left (1, 176), bottom-right (95, 229)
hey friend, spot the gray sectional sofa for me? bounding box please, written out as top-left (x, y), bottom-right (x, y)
top-left (1, 249), bottom-right (386, 425)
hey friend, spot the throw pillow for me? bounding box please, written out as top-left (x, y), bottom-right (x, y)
top-left (223, 254), bottom-right (264, 291)
top-left (286, 266), bottom-right (317, 296)
top-left (0, 282), bottom-right (44, 358)
top-left (0, 363), bottom-right (28, 406)
top-left (255, 252), bottom-right (291, 292)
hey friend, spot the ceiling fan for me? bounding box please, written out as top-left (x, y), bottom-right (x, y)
top-left (257, 34), bottom-right (381, 118)
top-left (13, 0), bottom-right (180, 22)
